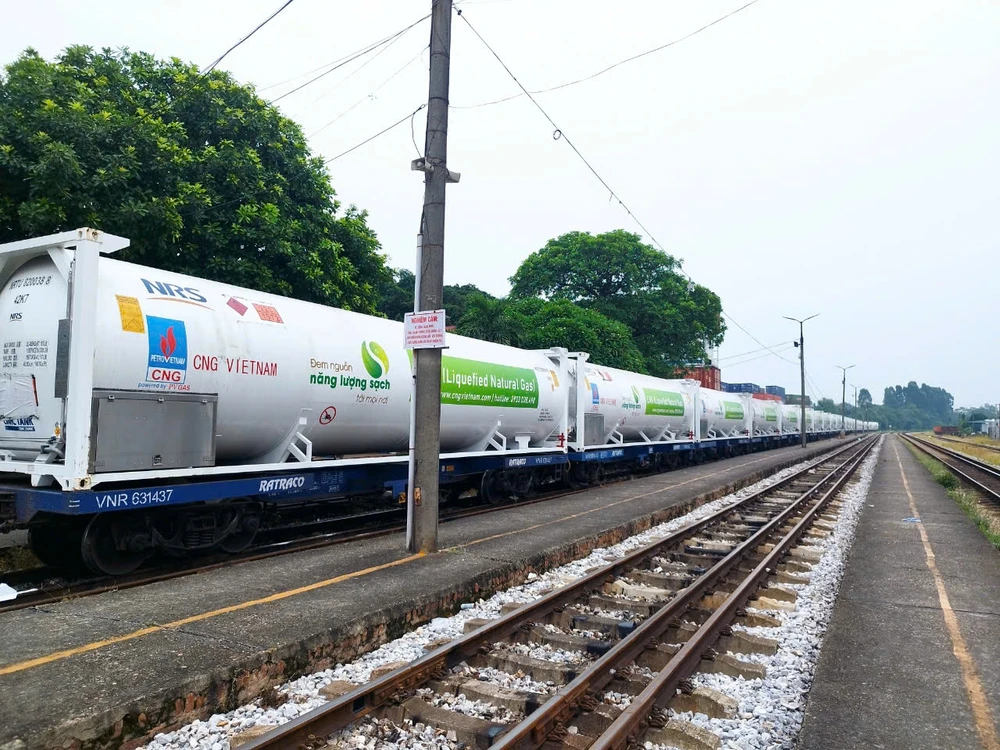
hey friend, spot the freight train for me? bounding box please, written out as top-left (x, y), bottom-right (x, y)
top-left (0, 229), bottom-right (878, 574)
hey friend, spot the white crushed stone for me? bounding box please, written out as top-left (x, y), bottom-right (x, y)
top-left (415, 688), bottom-right (521, 724)
top-left (140, 450), bottom-right (851, 750)
top-left (654, 437), bottom-right (883, 750)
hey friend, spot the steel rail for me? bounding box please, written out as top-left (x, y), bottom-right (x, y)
top-left (490, 436), bottom-right (876, 750)
top-left (901, 434), bottom-right (1000, 504)
top-left (240, 438), bottom-right (868, 750)
top-left (0, 485), bottom-right (598, 614)
top-left (935, 435), bottom-right (1000, 454)
top-left (590, 435), bottom-right (877, 749)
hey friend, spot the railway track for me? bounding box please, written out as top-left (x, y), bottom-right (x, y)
top-left (934, 434), bottom-right (1000, 454)
top-left (0, 487), bottom-right (593, 614)
top-left (901, 433), bottom-right (1000, 503)
top-left (239, 435), bottom-right (877, 750)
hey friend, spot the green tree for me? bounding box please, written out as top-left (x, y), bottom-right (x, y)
top-left (455, 294), bottom-right (523, 347)
top-left (509, 230), bottom-right (725, 376)
top-left (443, 283), bottom-right (493, 327)
top-left (815, 398), bottom-right (837, 414)
top-left (858, 388), bottom-right (873, 409)
top-left (508, 298), bottom-right (646, 372)
top-left (377, 268), bottom-right (416, 321)
top-left (0, 46), bottom-right (388, 311)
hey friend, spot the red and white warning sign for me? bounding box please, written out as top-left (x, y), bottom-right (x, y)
top-left (404, 310), bottom-right (447, 350)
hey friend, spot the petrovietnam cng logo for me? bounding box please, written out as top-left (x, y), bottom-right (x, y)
top-left (361, 340), bottom-right (389, 379)
top-left (146, 316), bottom-right (188, 384)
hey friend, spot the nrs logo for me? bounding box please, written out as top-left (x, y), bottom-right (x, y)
top-left (146, 316), bottom-right (188, 383)
top-left (259, 476), bottom-right (306, 493)
top-left (141, 278), bottom-right (208, 304)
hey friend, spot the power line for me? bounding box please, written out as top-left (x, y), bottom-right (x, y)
top-left (721, 312), bottom-right (797, 365)
top-left (203, 0), bottom-right (297, 74)
top-left (324, 105), bottom-right (426, 164)
top-left (723, 344), bottom-right (797, 369)
top-left (309, 46), bottom-right (427, 138)
top-left (459, 9), bottom-right (786, 372)
top-left (453, 0), bottom-right (762, 109)
top-left (718, 341), bottom-right (792, 362)
top-left (458, 11), bottom-right (671, 269)
top-left (271, 15), bottom-right (430, 104)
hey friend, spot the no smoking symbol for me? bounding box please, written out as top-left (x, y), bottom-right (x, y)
top-left (319, 406), bottom-right (337, 425)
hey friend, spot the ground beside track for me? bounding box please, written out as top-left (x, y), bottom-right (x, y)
top-left (798, 435), bottom-right (1000, 750)
top-left (0, 438), bottom-right (843, 750)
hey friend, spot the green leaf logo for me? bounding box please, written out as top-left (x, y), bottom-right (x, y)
top-left (631, 386), bottom-right (640, 404)
top-left (361, 341), bottom-right (389, 378)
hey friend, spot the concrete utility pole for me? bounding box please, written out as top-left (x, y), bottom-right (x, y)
top-left (784, 314), bottom-right (818, 449)
top-left (836, 364), bottom-right (855, 437)
top-left (409, 0), bottom-right (459, 553)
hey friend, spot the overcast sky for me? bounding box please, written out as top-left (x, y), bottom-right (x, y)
top-left (4, 0), bottom-right (998, 407)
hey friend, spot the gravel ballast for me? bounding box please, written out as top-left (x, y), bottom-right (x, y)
top-left (141, 442), bottom-right (879, 750)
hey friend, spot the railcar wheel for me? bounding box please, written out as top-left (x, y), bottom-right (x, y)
top-left (480, 470), bottom-right (503, 505)
top-left (219, 506), bottom-right (261, 554)
top-left (81, 515), bottom-right (149, 576)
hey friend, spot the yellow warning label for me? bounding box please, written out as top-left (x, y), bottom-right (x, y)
top-left (116, 295), bottom-right (145, 333)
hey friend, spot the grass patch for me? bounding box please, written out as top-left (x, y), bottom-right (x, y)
top-left (906, 443), bottom-right (1000, 550)
top-left (0, 544), bottom-right (42, 574)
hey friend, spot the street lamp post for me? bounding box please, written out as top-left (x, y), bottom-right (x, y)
top-left (836, 364), bottom-right (855, 437)
top-left (783, 314), bottom-right (819, 448)
top-left (850, 383), bottom-right (859, 428)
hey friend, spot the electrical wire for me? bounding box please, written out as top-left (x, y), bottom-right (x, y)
top-left (271, 14), bottom-right (430, 104)
top-left (459, 8), bottom-right (787, 371)
top-left (722, 344), bottom-right (797, 369)
top-left (721, 312), bottom-right (797, 365)
top-left (309, 46), bottom-right (427, 138)
top-left (203, 0), bottom-right (297, 74)
top-left (324, 105), bottom-right (426, 164)
top-left (453, 0), bottom-right (762, 109)
top-left (458, 11), bottom-right (671, 270)
top-left (718, 341), bottom-right (793, 362)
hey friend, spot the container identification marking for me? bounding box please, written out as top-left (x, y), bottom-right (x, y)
top-left (116, 295), bottom-right (145, 334)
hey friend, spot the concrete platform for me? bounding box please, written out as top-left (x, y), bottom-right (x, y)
top-left (798, 435), bottom-right (1000, 750)
top-left (0, 439), bottom-right (843, 750)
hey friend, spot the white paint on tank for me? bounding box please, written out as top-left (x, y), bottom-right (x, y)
top-left (700, 388), bottom-right (748, 437)
top-left (0, 254), bottom-right (569, 463)
top-left (579, 363), bottom-right (693, 444)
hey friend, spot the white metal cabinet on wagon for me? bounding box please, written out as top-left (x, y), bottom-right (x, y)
top-left (0, 254), bottom-right (569, 464)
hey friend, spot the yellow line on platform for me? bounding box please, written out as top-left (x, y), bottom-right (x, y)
top-left (0, 445), bottom-right (807, 676)
top-left (0, 553), bottom-right (426, 677)
top-left (893, 439), bottom-right (1000, 750)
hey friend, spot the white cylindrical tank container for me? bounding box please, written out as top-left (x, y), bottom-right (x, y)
top-left (700, 388), bottom-right (748, 438)
top-left (781, 404), bottom-right (801, 433)
top-left (804, 408), bottom-right (817, 432)
top-left (751, 399), bottom-right (781, 435)
top-left (575, 363), bottom-right (694, 444)
top-left (0, 255), bottom-right (569, 462)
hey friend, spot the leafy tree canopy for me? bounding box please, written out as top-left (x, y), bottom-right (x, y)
top-left (0, 46), bottom-right (388, 311)
top-left (509, 230), bottom-right (725, 377)
top-left (858, 388), bottom-right (873, 409)
top-left (375, 266), bottom-right (494, 326)
top-left (454, 294), bottom-right (646, 372)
